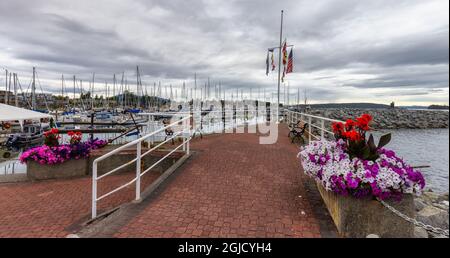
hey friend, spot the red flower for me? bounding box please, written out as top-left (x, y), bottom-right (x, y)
top-left (361, 114), bottom-right (372, 122)
top-left (356, 114), bottom-right (372, 131)
top-left (332, 122), bottom-right (345, 134)
top-left (345, 119), bottom-right (356, 130)
top-left (344, 129), bottom-right (362, 141)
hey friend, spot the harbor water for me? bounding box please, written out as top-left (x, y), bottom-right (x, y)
top-left (372, 128), bottom-right (449, 193)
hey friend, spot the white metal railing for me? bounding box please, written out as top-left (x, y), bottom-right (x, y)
top-left (138, 108), bottom-right (277, 142)
top-left (284, 109), bottom-right (344, 142)
top-left (91, 115), bottom-right (192, 219)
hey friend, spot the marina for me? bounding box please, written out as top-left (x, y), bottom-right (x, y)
top-left (0, 0), bottom-right (448, 242)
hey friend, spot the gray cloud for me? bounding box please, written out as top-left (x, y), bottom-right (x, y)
top-left (0, 0), bottom-right (448, 105)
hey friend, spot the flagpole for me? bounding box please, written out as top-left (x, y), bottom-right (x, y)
top-left (276, 10), bottom-right (284, 123)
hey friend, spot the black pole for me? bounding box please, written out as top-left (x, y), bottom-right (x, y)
top-left (90, 112), bottom-right (94, 141)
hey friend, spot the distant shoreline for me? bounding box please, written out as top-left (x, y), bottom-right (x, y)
top-left (288, 102), bottom-right (449, 110)
top-left (306, 108), bottom-right (449, 130)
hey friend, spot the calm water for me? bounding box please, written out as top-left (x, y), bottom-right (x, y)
top-left (373, 129), bottom-right (449, 193)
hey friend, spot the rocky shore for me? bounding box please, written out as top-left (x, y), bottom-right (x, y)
top-left (308, 108), bottom-right (449, 129)
top-left (414, 191), bottom-right (449, 238)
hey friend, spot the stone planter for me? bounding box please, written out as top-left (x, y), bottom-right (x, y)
top-left (316, 182), bottom-right (414, 238)
top-left (27, 159), bottom-right (89, 181)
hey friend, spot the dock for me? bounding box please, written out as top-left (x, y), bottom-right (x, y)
top-left (0, 124), bottom-right (337, 238)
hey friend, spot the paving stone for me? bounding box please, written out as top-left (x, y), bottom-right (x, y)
top-left (113, 125), bottom-right (337, 237)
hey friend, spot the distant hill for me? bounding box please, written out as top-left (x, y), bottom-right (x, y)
top-left (428, 105), bottom-right (449, 110)
top-left (289, 103), bottom-right (390, 109)
top-left (399, 105), bottom-right (428, 110)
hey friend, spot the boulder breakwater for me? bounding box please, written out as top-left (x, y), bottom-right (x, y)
top-left (308, 108), bottom-right (449, 129)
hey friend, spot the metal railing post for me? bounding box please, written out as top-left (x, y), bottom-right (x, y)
top-left (182, 122), bottom-right (186, 151)
top-left (92, 162), bottom-right (97, 219)
top-left (308, 116), bottom-right (312, 143)
top-left (135, 142), bottom-right (141, 201)
top-left (321, 120), bottom-right (325, 140)
top-left (187, 117), bottom-right (191, 155)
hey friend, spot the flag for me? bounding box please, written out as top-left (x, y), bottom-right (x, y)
top-left (282, 40), bottom-right (288, 65)
top-left (271, 51), bottom-right (275, 71)
top-left (286, 48), bottom-right (293, 74)
top-left (281, 67), bottom-right (286, 83)
top-left (265, 50), bottom-right (270, 76)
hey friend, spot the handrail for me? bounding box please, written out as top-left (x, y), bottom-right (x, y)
top-left (284, 110), bottom-right (344, 142)
top-left (91, 115), bottom-right (192, 219)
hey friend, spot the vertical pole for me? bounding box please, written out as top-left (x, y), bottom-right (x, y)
top-left (187, 117), bottom-right (190, 155)
top-left (4, 69), bottom-right (7, 104)
top-left (136, 66), bottom-right (139, 108)
top-left (182, 121), bottom-right (186, 151)
top-left (92, 73), bottom-right (95, 110)
top-left (276, 10), bottom-right (284, 123)
top-left (308, 116), bottom-right (312, 143)
top-left (73, 75), bottom-right (76, 109)
top-left (90, 112), bottom-right (94, 141)
top-left (92, 161), bottom-right (98, 219)
top-left (113, 74), bottom-right (116, 109)
top-left (32, 67), bottom-right (36, 110)
top-left (321, 120), bottom-right (325, 140)
top-left (14, 73), bottom-right (18, 107)
top-left (135, 142), bottom-right (141, 201)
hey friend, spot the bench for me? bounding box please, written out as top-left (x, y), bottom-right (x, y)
top-left (288, 121), bottom-right (308, 144)
top-left (163, 118), bottom-right (175, 144)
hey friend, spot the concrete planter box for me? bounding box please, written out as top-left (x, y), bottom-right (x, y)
top-left (316, 182), bottom-right (414, 238)
top-left (27, 159), bottom-right (89, 181)
top-left (26, 147), bottom-right (184, 180)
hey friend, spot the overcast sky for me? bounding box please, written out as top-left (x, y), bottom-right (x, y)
top-left (0, 0), bottom-right (448, 105)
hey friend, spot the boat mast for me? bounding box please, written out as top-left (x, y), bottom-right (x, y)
top-left (61, 74), bottom-right (64, 110)
top-left (91, 73), bottom-right (95, 110)
top-left (121, 72), bottom-right (125, 109)
top-left (32, 67), bottom-right (36, 110)
top-left (113, 74), bottom-right (116, 110)
top-left (73, 75), bottom-right (76, 110)
top-left (13, 73), bottom-right (18, 107)
top-left (136, 66), bottom-right (139, 108)
top-left (194, 73), bottom-right (197, 101)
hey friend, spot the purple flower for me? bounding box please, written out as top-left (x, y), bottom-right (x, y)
top-left (19, 138), bottom-right (107, 165)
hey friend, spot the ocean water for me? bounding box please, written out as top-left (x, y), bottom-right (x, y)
top-left (372, 128), bottom-right (449, 193)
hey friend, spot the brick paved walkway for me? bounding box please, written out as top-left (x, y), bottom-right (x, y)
top-left (0, 124), bottom-right (337, 238)
top-left (109, 125), bottom-right (336, 238)
top-left (0, 169), bottom-right (159, 237)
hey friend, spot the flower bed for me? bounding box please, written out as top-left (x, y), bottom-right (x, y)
top-left (298, 114), bottom-right (424, 237)
top-left (20, 129), bottom-right (107, 165)
top-left (299, 114), bottom-right (425, 201)
top-left (299, 139), bottom-right (425, 200)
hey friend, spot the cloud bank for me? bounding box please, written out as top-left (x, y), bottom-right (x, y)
top-left (0, 0), bottom-right (448, 105)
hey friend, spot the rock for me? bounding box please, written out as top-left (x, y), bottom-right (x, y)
top-left (366, 234), bottom-right (380, 238)
top-left (414, 227), bottom-right (429, 238)
top-left (422, 191), bottom-right (440, 203)
top-left (432, 202), bottom-right (449, 211)
top-left (438, 193), bottom-right (449, 202)
top-left (414, 199), bottom-right (427, 211)
top-left (417, 206), bottom-right (449, 229)
top-left (431, 233), bottom-right (448, 238)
